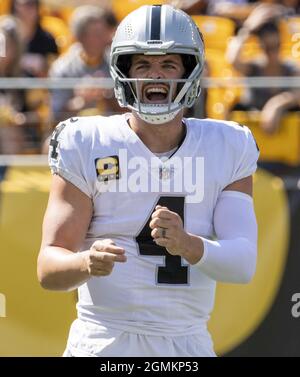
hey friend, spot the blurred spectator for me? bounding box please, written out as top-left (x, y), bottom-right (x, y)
top-left (207, 0), bottom-right (256, 15)
top-left (227, 4), bottom-right (300, 133)
top-left (209, 1), bottom-right (258, 24)
top-left (0, 15), bottom-right (44, 154)
top-left (172, 0), bottom-right (257, 17)
top-left (0, 1), bottom-right (12, 16)
top-left (209, 0), bottom-right (299, 21)
top-left (170, 0), bottom-right (209, 15)
top-left (264, 0), bottom-right (300, 14)
top-left (49, 5), bottom-right (118, 123)
top-left (173, 1), bottom-right (298, 24)
top-left (12, 0), bottom-right (58, 77)
top-left (0, 15), bottom-right (25, 154)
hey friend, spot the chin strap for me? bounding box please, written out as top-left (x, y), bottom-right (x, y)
top-left (136, 107), bottom-right (181, 124)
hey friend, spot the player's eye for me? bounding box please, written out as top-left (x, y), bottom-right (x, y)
top-left (135, 63), bottom-right (150, 70)
top-left (162, 63), bottom-right (177, 70)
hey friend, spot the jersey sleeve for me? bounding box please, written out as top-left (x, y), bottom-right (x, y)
top-left (48, 118), bottom-right (93, 198)
top-left (229, 125), bottom-right (260, 184)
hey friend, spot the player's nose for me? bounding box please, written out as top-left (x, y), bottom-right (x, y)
top-left (146, 64), bottom-right (164, 79)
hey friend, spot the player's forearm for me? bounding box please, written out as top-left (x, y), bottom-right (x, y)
top-left (194, 237), bottom-right (257, 283)
top-left (182, 232), bottom-right (256, 283)
top-left (181, 233), bottom-right (205, 265)
top-left (193, 191), bottom-right (258, 284)
top-left (37, 246), bottom-right (90, 291)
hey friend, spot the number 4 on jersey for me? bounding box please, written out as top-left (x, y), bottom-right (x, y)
top-left (136, 196), bottom-right (189, 285)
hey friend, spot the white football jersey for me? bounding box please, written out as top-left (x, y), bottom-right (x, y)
top-left (49, 113), bottom-right (259, 336)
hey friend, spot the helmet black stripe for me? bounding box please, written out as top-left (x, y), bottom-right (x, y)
top-left (150, 5), bottom-right (161, 40)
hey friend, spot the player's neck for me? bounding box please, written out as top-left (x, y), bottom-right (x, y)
top-left (128, 111), bottom-right (186, 154)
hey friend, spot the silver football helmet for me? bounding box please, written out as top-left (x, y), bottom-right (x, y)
top-left (110, 4), bottom-right (205, 124)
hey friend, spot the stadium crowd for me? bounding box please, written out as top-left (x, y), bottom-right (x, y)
top-left (0, 0), bottom-right (299, 170)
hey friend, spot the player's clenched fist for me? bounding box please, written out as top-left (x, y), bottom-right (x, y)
top-left (150, 205), bottom-right (189, 257)
top-left (83, 239), bottom-right (126, 277)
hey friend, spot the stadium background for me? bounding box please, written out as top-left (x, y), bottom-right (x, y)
top-left (0, 0), bottom-right (300, 356)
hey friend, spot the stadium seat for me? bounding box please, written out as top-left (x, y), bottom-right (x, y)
top-left (41, 15), bottom-right (73, 54)
top-left (78, 107), bottom-right (104, 117)
top-left (237, 17), bottom-right (300, 66)
top-left (112, 0), bottom-right (167, 22)
top-left (25, 88), bottom-right (52, 143)
top-left (204, 50), bottom-right (243, 119)
top-left (239, 34), bottom-right (264, 62)
top-left (58, 6), bottom-right (75, 24)
top-left (279, 17), bottom-right (300, 67)
top-left (205, 49), bottom-right (240, 78)
top-left (0, 0), bottom-right (11, 15)
top-left (230, 111), bottom-right (300, 166)
top-left (192, 15), bottom-right (236, 52)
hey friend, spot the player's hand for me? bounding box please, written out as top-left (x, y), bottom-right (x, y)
top-left (149, 205), bottom-right (189, 257)
top-left (83, 239), bottom-right (126, 277)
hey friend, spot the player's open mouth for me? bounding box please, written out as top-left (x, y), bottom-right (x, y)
top-left (143, 85), bottom-right (169, 104)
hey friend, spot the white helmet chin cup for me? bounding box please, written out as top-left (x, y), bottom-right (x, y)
top-left (110, 4), bottom-right (205, 124)
top-left (135, 105), bottom-right (181, 125)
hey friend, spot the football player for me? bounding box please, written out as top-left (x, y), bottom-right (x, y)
top-left (38, 4), bottom-right (259, 357)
